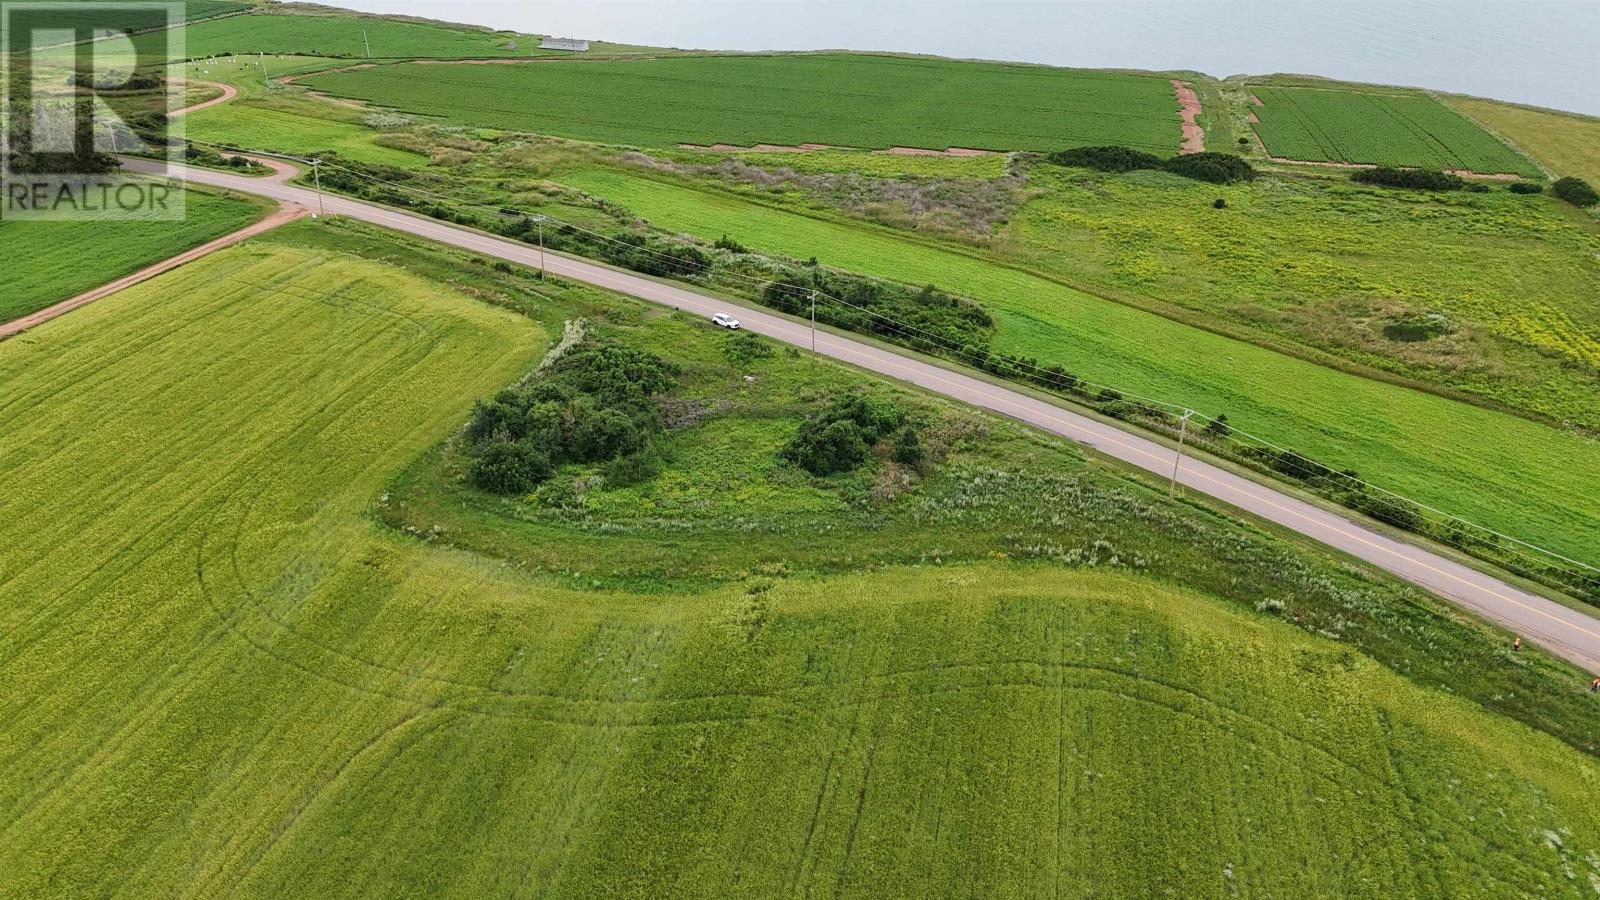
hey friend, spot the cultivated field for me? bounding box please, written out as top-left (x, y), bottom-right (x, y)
top-left (0, 189), bottom-right (267, 325)
top-left (1450, 97), bottom-right (1600, 186)
top-left (1249, 85), bottom-right (1540, 175)
top-left (671, 146), bottom-right (1011, 179)
top-left (3, 220), bottom-right (1599, 896)
top-left (553, 168), bottom-right (1600, 562)
top-left (178, 12), bottom-right (545, 60)
top-left (302, 54), bottom-right (1185, 153)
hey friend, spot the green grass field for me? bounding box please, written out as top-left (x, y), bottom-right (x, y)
top-left (3, 218), bottom-right (1600, 895)
top-left (1005, 165), bottom-right (1600, 426)
top-left (168, 54), bottom-right (433, 166)
top-left (1248, 85), bottom-right (1540, 175)
top-left (301, 54), bottom-right (1185, 153)
top-left (183, 102), bottom-right (428, 166)
top-left (177, 11), bottom-right (543, 60)
top-left (0, 189), bottom-right (267, 325)
top-left (551, 167), bottom-right (1600, 563)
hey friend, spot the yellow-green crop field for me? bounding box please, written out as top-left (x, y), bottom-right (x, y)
top-left (1449, 96), bottom-right (1600, 186)
top-left (3, 222), bottom-right (1600, 896)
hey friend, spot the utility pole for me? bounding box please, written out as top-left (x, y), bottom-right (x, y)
top-left (809, 290), bottom-right (818, 362)
top-left (311, 159), bottom-right (324, 217)
top-left (533, 214), bottom-right (546, 278)
top-left (1169, 410), bottom-right (1194, 499)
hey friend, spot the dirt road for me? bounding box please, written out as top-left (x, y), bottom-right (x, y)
top-left (171, 80), bottom-right (238, 118)
top-left (0, 203), bottom-right (308, 341)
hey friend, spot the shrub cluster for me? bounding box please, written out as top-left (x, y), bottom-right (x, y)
top-left (763, 270), bottom-right (994, 354)
top-left (1237, 445), bottom-right (1422, 530)
top-left (1552, 176), bottom-right (1598, 207)
top-left (782, 394), bottom-right (920, 476)
top-left (1350, 167), bottom-right (1465, 191)
top-left (1507, 181), bottom-right (1543, 195)
top-left (722, 331), bottom-right (774, 365)
top-left (1046, 146), bottom-right (1257, 184)
top-left (183, 144), bottom-right (265, 172)
top-left (464, 339), bottom-right (676, 495)
top-left (1162, 152), bottom-right (1258, 184)
top-left (69, 68), bottom-right (162, 91)
top-left (4, 110), bottom-right (117, 174)
top-left (313, 155), bottom-right (716, 279)
top-left (1046, 145), bottom-right (1161, 172)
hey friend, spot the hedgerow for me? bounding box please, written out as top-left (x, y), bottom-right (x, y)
top-left (1351, 167), bottom-right (1466, 191)
top-left (1047, 145), bottom-right (1256, 183)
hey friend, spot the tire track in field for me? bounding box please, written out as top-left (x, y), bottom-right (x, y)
top-left (217, 707), bottom-right (450, 894)
top-left (0, 268), bottom-right (448, 826)
top-left (175, 290), bottom-right (813, 731)
top-left (0, 250), bottom-right (478, 826)
top-left (0, 255), bottom-right (346, 628)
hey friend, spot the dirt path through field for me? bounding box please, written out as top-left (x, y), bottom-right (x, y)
top-left (1171, 80), bottom-right (1204, 154)
top-left (0, 203), bottom-right (308, 341)
top-left (171, 80), bottom-right (236, 118)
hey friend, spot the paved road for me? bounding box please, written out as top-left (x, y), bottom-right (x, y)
top-left (123, 156), bottom-right (1600, 673)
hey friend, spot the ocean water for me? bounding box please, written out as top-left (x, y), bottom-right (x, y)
top-left (333, 0), bottom-right (1600, 115)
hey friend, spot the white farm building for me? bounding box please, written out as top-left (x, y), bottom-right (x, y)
top-left (539, 37), bottom-right (590, 52)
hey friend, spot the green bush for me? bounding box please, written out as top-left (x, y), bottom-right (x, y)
top-left (782, 394), bottom-right (915, 476)
top-left (1047, 146), bottom-right (1257, 184)
top-left (891, 425), bottom-right (924, 467)
top-left (1552, 176), bottom-right (1598, 207)
top-left (1507, 181), bottom-right (1543, 195)
top-left (469, 441), bottom-right (553, 495)
top-left (762, 272), bottom-right (993, 355)
top-left (601, 446), bottom-right (666, 487)
top-left (463, 337), bottom-right (675, 494)
top-left (1046, 145), bottom-right (1162, 172)
top-left (723, 331), bottom-right (774, 365)
top-left (1349, 491), bottom-right (1423, 531)
top-left (1161, 152), bottom-right (1257, 184)
top-left (1351, 167), bottom-right (1465, 191)
top-left (567, 402), bottom-right (646, 462)
top-left (785, 419), bottom-right (869, 475)
top-left (714, 234), bottom-right (749, 254)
